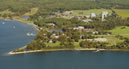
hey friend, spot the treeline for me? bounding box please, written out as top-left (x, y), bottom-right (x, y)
top-left (25, 30), bottom-right (104, 50)
top-left (33, 13), bottom-right (129, 32)
top-left (0, 0), bottom-right (129, 14)
top-left (33, 18), bottom-right (82, 28)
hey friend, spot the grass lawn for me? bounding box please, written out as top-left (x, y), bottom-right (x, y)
top-left (0, 9), bottom-right (14, 15)
top-left (47, 41), bottom-right (82, 48)
top-left (24, 8), bottom-right (39, 16)
top-left (74, 42), bottom-right (81, 48)
top-left (72, 9), bottom-right (112, 16)
top-left (104, 36), bottom-right (124, 46)
top-left (114, 9), bottom-right (129, 18)
top-left (47, 41), bottom-right (60, 47)
top-left (109, 26), bottom-right (129, 35)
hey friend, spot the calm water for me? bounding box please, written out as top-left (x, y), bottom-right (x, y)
top-left (0, 20), bottom-right (129, 69)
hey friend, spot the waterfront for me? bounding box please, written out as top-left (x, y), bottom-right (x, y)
top-left (0, 20), bottom-right (129, 69)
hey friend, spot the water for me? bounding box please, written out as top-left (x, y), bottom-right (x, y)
top-left (0, 20), bottom-right (129, 69)
top-left (22, 16), bottom-right (29, 19)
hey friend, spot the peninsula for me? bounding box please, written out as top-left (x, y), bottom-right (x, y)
top-left (0, 0), bottom-right (128, 55)
top-left (9, 9), bottom-right (129, 54)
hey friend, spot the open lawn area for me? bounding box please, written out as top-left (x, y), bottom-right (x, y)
top-left (104, 36), bottom-right (124, 46)
top-left (72, 9), bottom-right (112, 16)
top-left (0, 9), bottom-right (14, 15)
top-left (109, 26), bottom-right (129, 35)
top-left (47, 41), bottom-right (81, 48)
top-left (114, 9), bottom-right (129, 18)
top-left (24, 8), bottom-right (39, 16)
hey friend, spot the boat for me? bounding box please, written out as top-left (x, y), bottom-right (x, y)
top-left (26, 33), bottom-right (35, 36)
top-left (26, 33), bottom-right (31, 36)
top-left (94, 48), bottom-right (100, 52)
top-left (13, 26), bottom-right (16, 28)
top-left (2, 22), bottom-right (5, 24)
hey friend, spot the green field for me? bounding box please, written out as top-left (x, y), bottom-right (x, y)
top-left (114, 9), bottom-right (129, 18)
top-left (104, 36), bottom-right (124, 45)
top-left (109, 26), bottom-right (129, 35)
top-left (0, 9), bottom-right (14, 15)
top-left (24, 8), bottom-right (39, 16)
top-left (72, 9), bottom-right (112, 16)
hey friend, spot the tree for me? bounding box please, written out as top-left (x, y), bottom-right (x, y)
top-left (58, 35), bottom-right (67, 42)
top-left (80, 41), bottom-right (89, 48)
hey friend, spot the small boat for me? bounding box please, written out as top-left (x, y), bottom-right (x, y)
top-left (26, 33), bottom-right (35, 36)
top-left (26, 33), bottom-right (31, 36)
top-left (13, 26), bottom-right (16, 28)
top-left (2, 22), bottom-right (5, 24)
top-left (94, 48), bottom-right (100, 52)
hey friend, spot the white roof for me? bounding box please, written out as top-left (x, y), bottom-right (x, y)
top-left (91, 13), bottom-right (96, 17)
top-left (87, 38), bottom-right (107, 42)
top-left (83, 19), bottom-right (92, 22)
top-left (94, 38), bottom-right (107, 42)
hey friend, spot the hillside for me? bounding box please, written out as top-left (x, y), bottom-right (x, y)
top-left (0, 0), bottom-right (129, 13)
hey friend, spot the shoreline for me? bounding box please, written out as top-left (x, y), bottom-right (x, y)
top-left (2, 17), bottom-right (129, 55)
top-left (8, 48), bottom-right (129, 55)
top-left (0, 17), bottom-right (40, 31)
top-left (8, 48), bottom-right (104, 55)
top-left (13, 19), bottom-right (40, 31)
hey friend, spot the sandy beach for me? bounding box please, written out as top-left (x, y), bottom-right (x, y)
top-left (8, 48), bottom-right (105, 55)
top-left (8, 48), bottom-right (129, 55)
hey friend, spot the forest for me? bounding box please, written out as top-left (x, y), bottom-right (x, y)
top-left (0, 0), bottom-right (129, 14)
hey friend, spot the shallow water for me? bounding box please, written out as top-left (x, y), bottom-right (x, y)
top-left (0, 20), bottom-right (129, 69)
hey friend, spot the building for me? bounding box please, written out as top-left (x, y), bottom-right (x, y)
top-left (94, 38), bottom-right (107, 42)
top-left (82, 28), bottom-right (94, 32)
top-left (47, 23), bottom-right (55, 26)
top-left (78, 26), bottom-right (85, 30)
top-left (90, 13), bottom-right (96, 18)
top-left (83, 19), bottom-right (92, 23)
top-left (73, 26), bottom-right (85, 30)
top-left (102, 11), bottom-right (108, 21)
top-left (51, 34), bottom-right (59, 39)
top-left (76, 15), bottom-right (90, 19)
top-left (87, 38), bottom-right (107, 42)
top-left (84, 15), bottom-right (90, 18)
top-left (49, 39), bottom-right (53, 43)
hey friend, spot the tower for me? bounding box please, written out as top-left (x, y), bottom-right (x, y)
top-left (102, 11), bottom-right (108, 21)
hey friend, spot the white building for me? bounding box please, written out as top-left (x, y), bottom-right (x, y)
top-left (102, 11), bottom-right (108, 21)
top-left (90, 13), bottom-right (96, 18)
top-left (73, 26), bottom-right (85, 30)
top-left (83, 19), bottom-right (92, 23)
top-left (47, 23), bottom-right (55, 26)
top-left (87, 38), bottom-right (107, 42)
top-left (73, 27), bottom-right (79, 30)
top-left (78, 26), bottom-right (85, 29)
top-left (94, 38), bottom-right (107, 42)
top-left (49, 39), bottom-right (53, 43)
top-left (51, 34), bottom-right (59, 39)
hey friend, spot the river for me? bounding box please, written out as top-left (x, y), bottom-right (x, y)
top-left (0, 20), bottom-right (129, 69)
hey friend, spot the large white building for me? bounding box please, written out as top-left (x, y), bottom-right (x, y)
top-left (90, 13), bottom-right (96, 18)
top-left (73, 26), bottom-right (85, 30)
